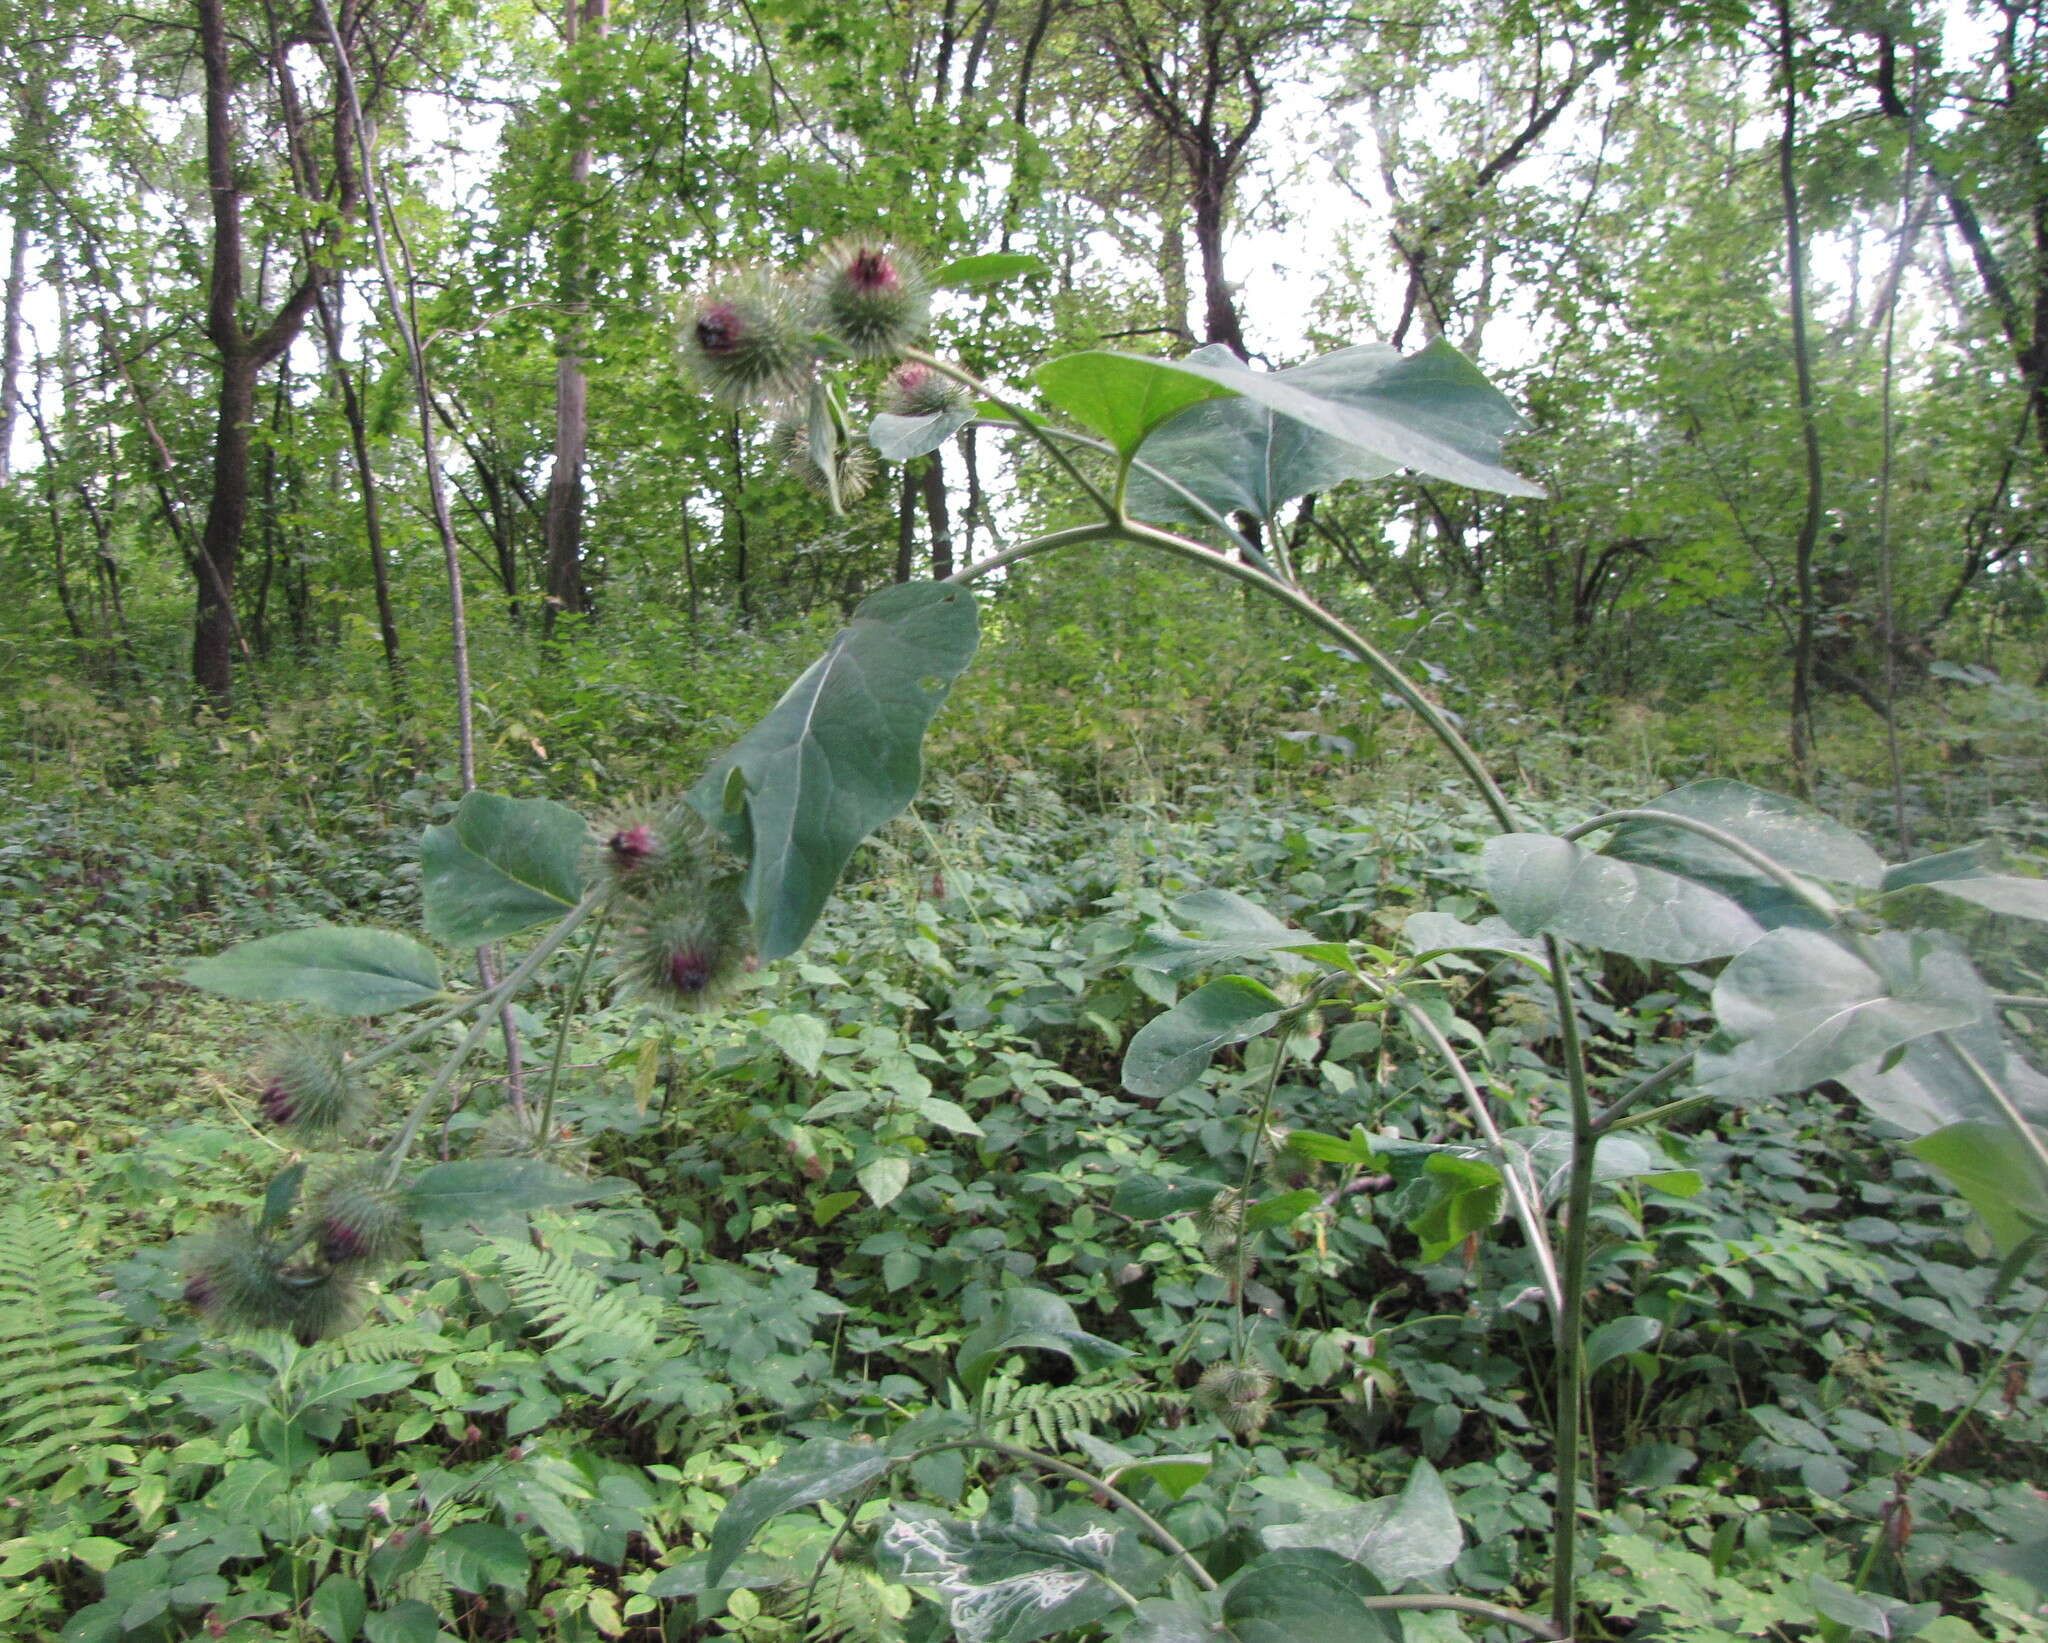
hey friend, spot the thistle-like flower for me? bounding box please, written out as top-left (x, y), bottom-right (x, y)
top-left (616, 878), bottom-right (754, 1013)
top-left (1196, 1362), bottom-right (1274, 1437)
top-left (258, 1031), bottom-right (373, 1140)
top-left (775, 418), bottom-right (876, 505)
top-left (589, 798), bottom-right (739, 905)
top-left (883, 361), bottom-right (970, 419)
top-left (284, 1272), bottom-right (366, 1347)
top-left (808, 238), bottom-right (929, 359)
top-left (308, 1173), bottom-right (413, 1269)
top-left (681, 272), bottom-right (814, 406)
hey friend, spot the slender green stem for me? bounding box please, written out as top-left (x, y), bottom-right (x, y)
top-left (1365, 979), bottom-right (1564, 1317)
top-left (1358, 1595), bottom-right (1564, 1640)
top-left (375, 894), bottom-right (602, 1188)
top-left (1994, 995), bottom-right (2048, 1013)
top-left (919, 1438), bottom-right (1218, 1591)
top-left (1229, 995), bottom-right (1329, 1357)
top-left (533, 905), bottom-right (611, 1146)
top-left (1592, 1051), bottom-right (1697, 1135)
top-left (1544, 932), bottom-right (1598, 1638)
top-left (1560, 809), bottom-right (1840, 922)
top-left (1603, 1093), bottom-right (1713, 1135)
top-left (903, 349), bottom-right (1116, 517)
top-left (938, 441), bottom-right (1610, 1629)
top-left (1935, 1030), bottom-right (2048, 1190)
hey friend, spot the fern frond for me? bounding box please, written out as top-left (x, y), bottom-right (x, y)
top-left (302, 1325), bottom-right (448, 1373)
top-left (802, 1562), bottom-right (912, 1643)
top-left (0, 1203), bottom-right (135, 1496)
top-left (479, 1239), bottom-right (664, 1362)
top-left (981, 1377), bottom-right (1160, 1454)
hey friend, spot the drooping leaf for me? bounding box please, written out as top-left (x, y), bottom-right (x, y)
top-left (1124, 343), bottom-right (1400, 524)
top-left (308, 1576), bottom-right (367, 1643)
top-left (420, 790), bottom-right (587, 947)
top-left (1603, 779), bottom-right (1881, 929)
top-left (1906, 1122), bottom-right (2048, 1256)
top-left (858, 1154), bottom-right (912, 1208)
top-left (1104, 1454), bottom-right (1214, 1501)
top-left (1585, 1315), bottom-right (1663, 1376)
top-left (1401, 911), bottom-right (1550, 971)
top-left (871, 405), bottom-right (977, 461)
top-left (1122, 976), bottom-right (1288, 1098)
top-left (1244, 1188), bottom-right (1321, 1231)
top-left (404, 1159), bottom-right (631, 1225)
top-left (436, 1522), bottom-right (528, 1597)
top-left (1406, 1150), bottom-right (1504, 1262)
top-left (875, 1489), bottom-right (1155, 1643)
top-left (1696, 929), bottom-right (1984, 1100)
top-left (1034, 352), bottom-right (1239, 456)
top-left (1128, 889), bottom-right (1313, 977)
top-left (1261, 1460), bottom-right (1461, 1586)
top-left (1882, 848), bottom-right (2048, 924)
top-left (183, 926), bottom-right (444, 1017)
top-left (688, 582), bottom-right (980, 960)
top-left (1111, 336), bottom-right (1541, 498)
top-left (1221, 1548), bottom-right (1399, 1643)
top-left (932, 251), bottom-right (1048, 289)
top-left (1833, 942), bottom-right (2048, 1134)
top-left (956, 1289), bottom-right (1129, 1396)
top-left (1482, 833), bottom-right (1764, 962)
top-left (1110, 1173), bottom-right (1232, 1219)
top-left (706, 1438), bottom-right (896, 1586)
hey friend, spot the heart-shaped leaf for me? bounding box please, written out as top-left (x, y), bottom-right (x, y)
top-left (689, 582), bottom-right (979, 960)
top-left (1122, 976), bottom-right (1288, 1098)
top-left (183, 926), bottom-right (444, 1016)
top-left (1483, 833), bottom-right (1764, 962)
top-left (421, 790), bottom-right (588, 947)
top-left (1696, 929), bottom-right (1984, 1100)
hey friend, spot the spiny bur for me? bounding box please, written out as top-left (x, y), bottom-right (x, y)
top-left (884, 361), bottom-right (970, 419)
top-left (258, 1031), bottom-right (373, 1140)
top-left (808, 238), bottom-right (929, 359)
top-left (775, 418), bottom-right (876, 505)
top-left (309, 1173), bottom-right (413, 1269)
top-left (1196, 1362), bottom-right (1274, 1438)
top-left (682, 271), bottom-right (813, 407)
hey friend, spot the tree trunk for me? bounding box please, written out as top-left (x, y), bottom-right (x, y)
top-left (1191, 159), bottom-right (1247, 358)
top-left (922, 450), bottom-right (953, 579)
top-left (313, 277), bottom-right (402, 683)
top-left (0, 213), bottom-right (27, 485)
top-left (542, 0), bottom-right (609, 635)
top-left (1777, 0), bottom-right (1824, 792)
top-left (192, 0), bottom-right (352, 708)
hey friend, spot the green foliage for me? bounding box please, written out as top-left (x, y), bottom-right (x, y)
top-left (0, 1201), bottom-right (134, 1498)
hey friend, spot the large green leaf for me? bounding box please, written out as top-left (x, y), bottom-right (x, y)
top-left (1882, 847), bottom-right (2048, 924)
top-left (1222, 1549), bottom-right (1398, 1643)
top-left (436, 1522), bottom-right (528, 1597)
top-left (404, 1159), bottom-right (631, 1225)
top-left (931, 251), bottom-right (1048, 289)
top-left (1831, 941), bottom-right (2048, 1134)
top-left (688, 582), bottom-right (980, 961)
top-left (1034, 352), bottom-right (1239, 456)
top-left (706, 1438), bottom-right (896, 1586)
top-left (1604, 779), bottom-right (1882, 928)
top-left (1261, 1459), bottom-right (1461, 1586)
top-left (1482, 833), bottom-right (1764, 962)
top-left (1103, 337), bottom-right (1540, 497)
top-left (420, 791), bottom-right (587, 947)
top-left (956, 1289), bottom-right (1129, 1396)
top-left (1906, 1123), bottom-right (2048, 1256)
top-left (870, 405), bottom-right (976, 461)
top-left (875, 1489), bottom-right (1155, 1643)
top-left (1124, 344), bottom-right (1400, 524)
top-left (1696, 930), bottom-right (1984, 1100)
top-left (1121, 976), bottom-right (1288, 1098)
top-left (183, 926), bottom-right (444, 1016)
top-left (1128, 889), bottom-right (1313, 977)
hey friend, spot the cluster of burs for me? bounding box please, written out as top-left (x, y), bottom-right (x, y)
top-left (184, 803), bottom-right (750, 1343)
top-left (681, 237), bottom-right (971, 505)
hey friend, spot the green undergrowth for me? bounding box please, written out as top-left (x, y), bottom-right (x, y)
top-left (3, 760), bottom-right (2045, 1642)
